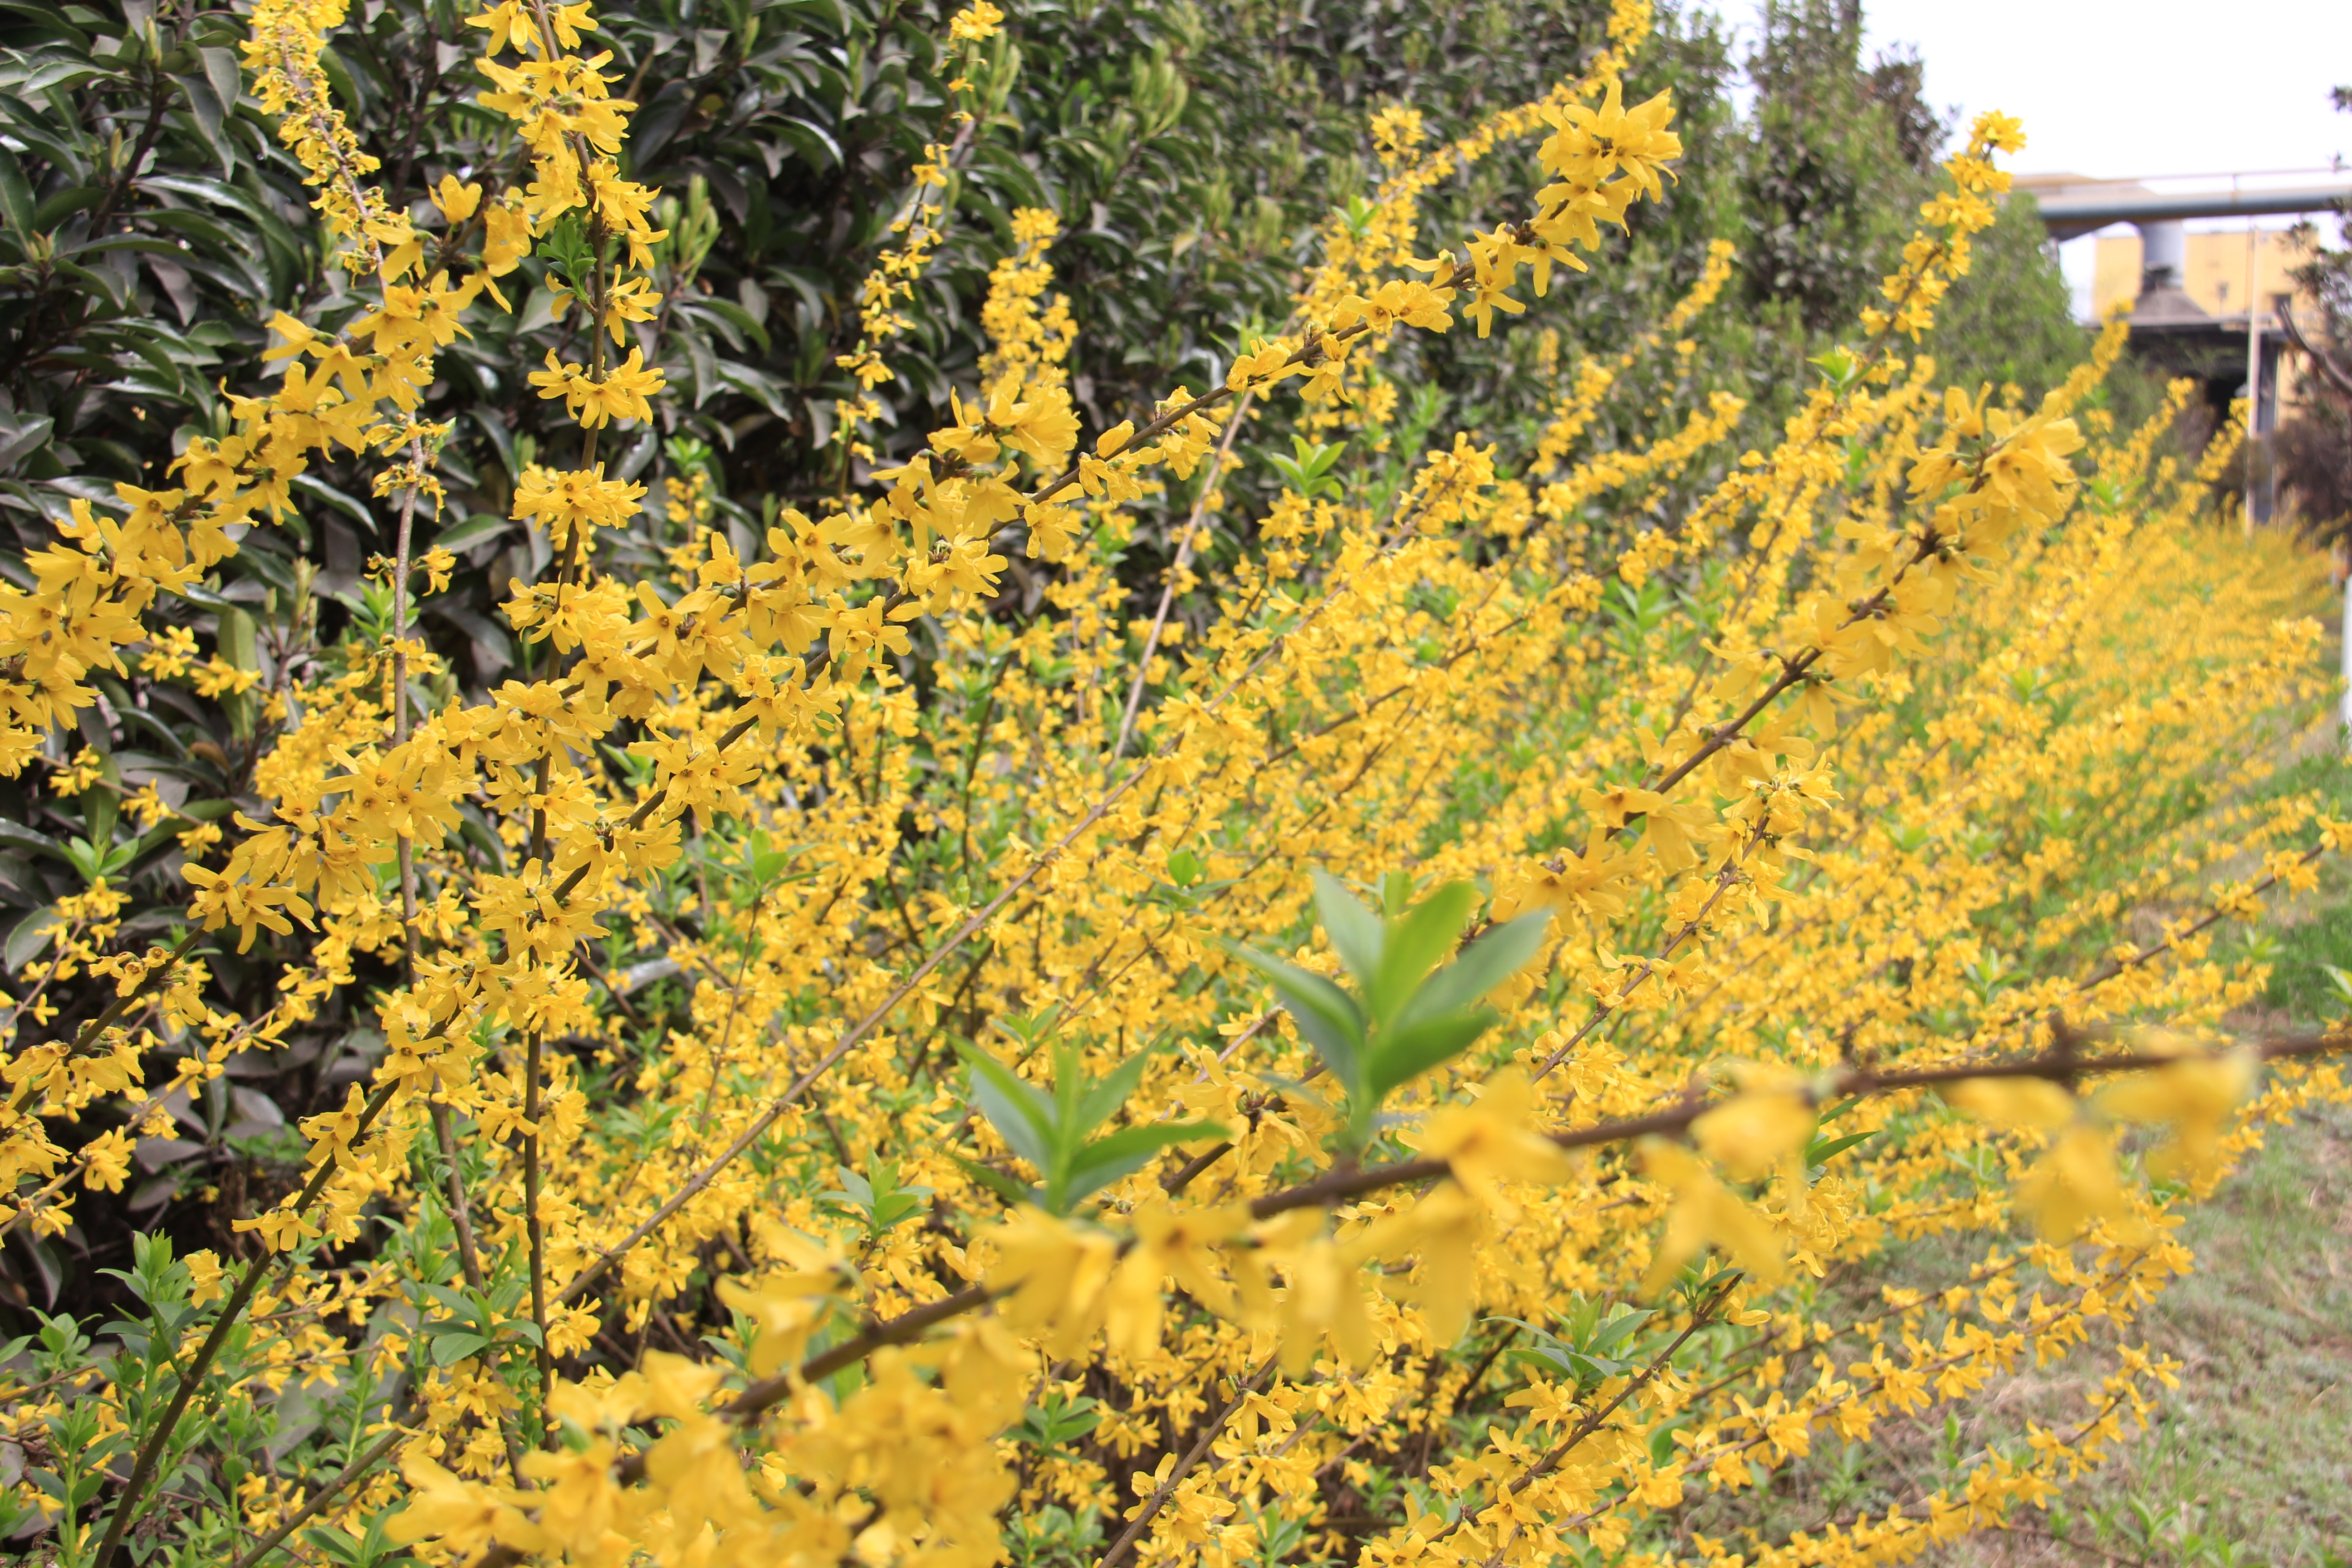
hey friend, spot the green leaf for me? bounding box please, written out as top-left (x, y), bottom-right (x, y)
top-left (1364, 1008), bottom-right (1493, 1102)
top-left (1014, 1392), bottom-right (1102, 1448)
top-left (1073, 1049), bottom-right (1151, 1139)
top-left (289, 473), bottom-right (373, 529)
top-left (1400, 910), bottom-right (1551, 1028)
top-left (1226, 942), bottom-right (1364, 1090)
top-left (775, 114), bottom-right (843, 170)
top-left (1803, 1130), bottom-right (1875, 1169)
top-left (951, 1154), bottom-right (1032, 1209)
top-left (1061, 1120), bottom-right (1226, 1206)
top-left (172, 71), bottom-right (230, 175)
top-left (0, 413), bottom-right (53, 471)
top-left (433, 512), bottom-right (514, 554)
top-left (0, 146), bottom-right (35, 241)
top-left (197, 44), bottom-right (240, 113)
top-left (29, 186), bottom-right (98, 231)
top-left (681, 294), bottom-right (773, 352)
top-left (142, 206), bottom-right (242, 249)
top-left (1585, 1308), bottom-right (1653, 1352)
top-left (1814, 1095), bottom-right (1866, 1126)
top-left (430, 1332), bottom-right (492, 1366)
top-left (418, 1282), bottom-right (475, 1317)
top-left (1311, 869), bottom-right (1383, 985)
top-left (957, 1043), bottom-right (1058, 1172)
top-left (0, 819), bottom-right (69, 862)
top-left (5, 905), bottom-right (59, 972)
top-left (1366, 880), bottom-right (1478, 1024)
top-left (823, 1165), bottom-right (875, 1214)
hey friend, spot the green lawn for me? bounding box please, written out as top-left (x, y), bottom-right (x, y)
top-left (1932, 735), bottom-right (2352, 1568)
top-left (1928, 1099), bottom-right (2352, 1568)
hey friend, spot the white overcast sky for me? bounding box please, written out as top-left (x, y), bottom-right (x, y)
top-left (1724, 0), bottom-right (2352, 314)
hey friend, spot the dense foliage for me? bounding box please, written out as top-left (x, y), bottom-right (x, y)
top-left (0, 1), bottom-right (2347, 1568)
top-left (0, 0), bottom-right (2094, 1048)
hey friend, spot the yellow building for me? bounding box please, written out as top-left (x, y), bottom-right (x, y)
top-left (2089, 227), bottom-right (2313, 320)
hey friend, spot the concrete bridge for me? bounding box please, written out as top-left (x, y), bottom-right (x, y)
top-left (2020, 173), bottom-right (2351, 525)
top-left (2025, 175), bottom-right (2352, 316)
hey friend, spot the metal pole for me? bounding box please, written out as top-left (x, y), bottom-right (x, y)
top-left (2244, 214), bottom-right (2260, 534)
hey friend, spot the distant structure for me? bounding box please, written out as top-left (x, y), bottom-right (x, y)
top-left (2017, 172), bottom-right (2352, 523)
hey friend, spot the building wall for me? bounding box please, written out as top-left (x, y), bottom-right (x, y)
top-left (2089, 227), bottom-right (2314, 320)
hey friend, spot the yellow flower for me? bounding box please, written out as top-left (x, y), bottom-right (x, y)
top-left (1104, 1199), bottom-right (1250, 1357)
top-left (1225, 340), bottom-right (1298, 391)
top-left (2097, 1049), bottom-right (2256, 1187)
top-left (1638, 1138), bottom-right (1786, 1295)
top-left (191, 656), bottom-right (260, 700)
top-left (383, 1453), bottom-right (534, 1556)
top-left (429, 174), bottom-right (482, 222)
top-left (1230, 1209), bottom-right (1381, 1374)
top-left (985, 1206), bottom-right (1118, 1357)
top-left (715, 1230), bottom-right (850, 1376)
top-left (948, 0), bottom-right (1004, 41)
top-left (2014, 1123), bottom-right (2151, 1244)
top-left (1943, 1075), bottom-right (2076, 1130)
top-left (1690, 1073), bottom-right (1815, 1185)
top-left (80, 1129), bottom-right (135, 1193)
top-left (49, 745), bottom-right (104, 796)
top-left (231, 1203), bottom-right (321, 1253)
top-left (183, 1249), bottom-right (225, 1306)
top-left (1415, 1069), bottom-right (1573, 1220)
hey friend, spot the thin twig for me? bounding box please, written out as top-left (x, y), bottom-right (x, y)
top-left (227, 1424), bottom-right (409, 1568)
top-left (1096, 1359), bottom-right (1277, 1568)
top-left (1112, 390), bottom-right (1255, 760)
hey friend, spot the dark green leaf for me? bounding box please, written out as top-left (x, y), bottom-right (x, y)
top-left (6, 905), bottom-right (59, 972)
top-left (951, 1154), bottom-right (1031, 1209)
top-left (29, 185), bottom-right (98, 231)
top-left (1226, 941), bottom-right (1364, 1090)
top-left (1311, 868), bottom-right (1382, 985)
top-left (1364, 1008), bottom-right (1493, 1102)
top-left (1073, 1049), bottom-right (1151, 1139)
top-left (0, 146), bottom-right (36, 240)
top-left (289, 473), bottom-right (374, 529)
top-left (197, 44), bottom-right (240, 113)
top-left (172, 71), bottom-right (230, 175)
top-left (1061, 1120), bottom-right (1225, 1206)
top-left (1400, 910), bottom-right (1550, 1028)
top-left (957, 1042), bottom-right (1058, 1173)
top-left (0, 414), bottom-right (54, 470)
top-left (433, 512), bottom-right (514, 553)
top-left (0, 819), bottom-right (68, 862)
top-left (1366, 879), bottom-right (1477, 1024)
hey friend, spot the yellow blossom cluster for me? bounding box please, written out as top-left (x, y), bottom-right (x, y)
top-left (0, 5), bottom-right (2347, 1568)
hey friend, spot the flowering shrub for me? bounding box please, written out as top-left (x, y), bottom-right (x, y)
top-left (0, 3), bottom-right (2347, 1568)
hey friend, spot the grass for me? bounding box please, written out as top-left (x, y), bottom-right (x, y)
top-left (1667, 730), bottom-right (2352, 1568)
top-left (1656, 1091), bottom-right (2352, 1568)
top-left (1928, 733), bottom-right (2352, 1568)
top-left (1927, 1098), bottom-right (2352, 1568)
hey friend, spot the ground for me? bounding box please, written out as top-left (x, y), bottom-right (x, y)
top-left (1933, 724), bottom-right (2352, 1568)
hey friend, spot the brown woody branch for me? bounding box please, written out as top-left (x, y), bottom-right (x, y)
top-left (2278, 297), bottom-right (2352, 402)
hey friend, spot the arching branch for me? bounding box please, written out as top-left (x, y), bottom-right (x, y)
top-left (2278, 296), bottom-right (2352, 401)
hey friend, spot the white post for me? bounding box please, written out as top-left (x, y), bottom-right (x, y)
top-left (2342, 564), bottom-right (2352, 742)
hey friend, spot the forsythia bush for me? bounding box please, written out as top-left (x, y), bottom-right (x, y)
top-left (0, 2), bottom-right (2347, 1568)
